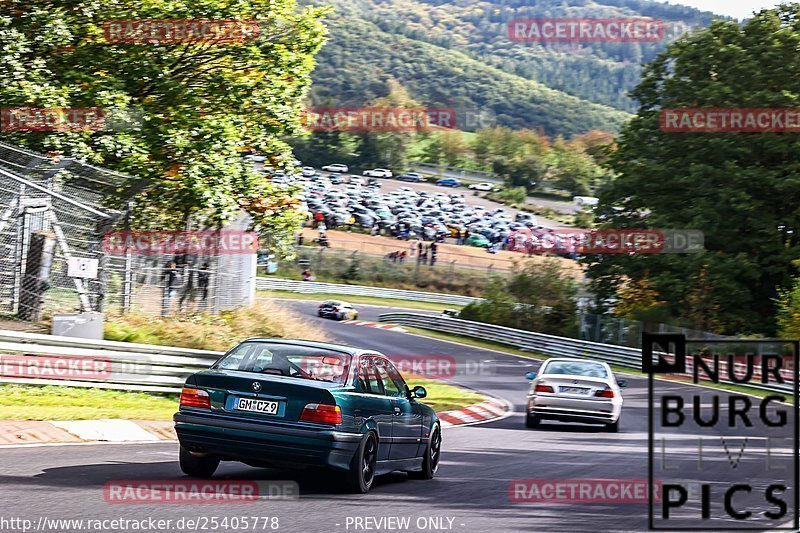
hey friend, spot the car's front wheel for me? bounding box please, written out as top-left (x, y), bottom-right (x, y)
top-left (409, 424), bottom-right (441, 480)
top-left (525, 412), bottom-right (541, 429)
top-left (344, 432), bottom-right (378, 493)
top-left (179, 446), bottom-right (219, 478)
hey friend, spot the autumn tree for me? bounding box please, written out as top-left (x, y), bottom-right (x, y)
top-left (0, 0), bottom-right (327, 253)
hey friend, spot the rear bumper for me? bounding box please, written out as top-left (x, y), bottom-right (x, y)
top-left (174, 411), bottom-right (361, 471)
top-left (527, 396), bottom-right (621, 424)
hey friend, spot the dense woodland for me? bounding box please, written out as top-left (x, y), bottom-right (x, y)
top-left (302, 0), bottom-right (721, 134)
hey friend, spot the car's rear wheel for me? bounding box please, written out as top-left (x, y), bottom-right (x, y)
top-left (179, 446), bottom-right (219, 478)
top-left (409, 424), bottom-right (441, 480)
top-left (525, 412), bottom-right (541, 429)
top-left (605, 419), bottom-right (620, 433)
top-left (345, 432), bottom-right (378, 493)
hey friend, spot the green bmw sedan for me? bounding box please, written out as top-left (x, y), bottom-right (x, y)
top-left (174, 339), bottom-right (441, 493)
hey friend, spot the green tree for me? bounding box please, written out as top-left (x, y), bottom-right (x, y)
top-left (353, 80), bottom-right (420, 169)
top-left (460, 260), bottom-right (578, 337)
top-left (0, 0), bottom-right (327, 253)
top-left (776, 263), bottom-right (800, 339)
top-left (586, 5), bottom-right (800, 335)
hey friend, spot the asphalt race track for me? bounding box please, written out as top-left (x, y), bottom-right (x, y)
top-left (0, 300), bottom-right (794, 533)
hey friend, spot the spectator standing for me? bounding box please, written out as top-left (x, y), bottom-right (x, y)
top-left (162, 261), bottom-right (181, 316)
top-left (179, 260), bottom-right (197, 311)
top-left (198, 262), bottom-right (210, 303)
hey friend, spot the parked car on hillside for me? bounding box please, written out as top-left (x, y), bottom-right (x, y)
top-left (363, 168), bottom-right (393, 178)
top-left (465, 233), bottom-right (491, 247)
top-left (396, 173), bottom-right (424, 182)
top-left (322, 164), bottom-right (349, 173)
top-left (436, 178), bottom-right (461, 188)
top-left (469, 182), bottom-right (496, 191)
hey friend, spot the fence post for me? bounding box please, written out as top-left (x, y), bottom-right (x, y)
top-left (17, 231), bottom-right (56, 321)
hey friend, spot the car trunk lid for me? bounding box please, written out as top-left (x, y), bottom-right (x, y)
top-left (191, 369), bottom-right (347, 422)
top-left (538, 375), bottom-right (612, 398)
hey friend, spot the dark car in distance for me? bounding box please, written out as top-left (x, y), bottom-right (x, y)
top-left (396, 173), bottom-right (424, 182)
top-left (317, 300), bottom-right (358, 320)
top-left (174, 339), bottom-right (442, 493)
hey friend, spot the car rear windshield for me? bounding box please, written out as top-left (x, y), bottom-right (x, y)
top-left (544, 361), bottom-right (608, 378)
top-left (213, 342), bottom-right (352, 384)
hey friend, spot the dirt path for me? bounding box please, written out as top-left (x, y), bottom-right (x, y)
top-left (302, 228), bottom-right (584, 279)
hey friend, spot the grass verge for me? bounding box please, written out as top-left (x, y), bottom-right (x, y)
top-left (410, 378), bottom-right (486, 412)
top-left (104, 301), bottom-right (329, 351)
top-left (0, 379), bottom-right (485, 421)
top-left (258, 290), bottom-right (462, 313)
top-left (402, 326), bottom-right (790, 401)
top-left (0, 385), bottom-right (178, 421)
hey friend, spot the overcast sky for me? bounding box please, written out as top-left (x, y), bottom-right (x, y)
top-left (671, 0), bottom-right (787, 19)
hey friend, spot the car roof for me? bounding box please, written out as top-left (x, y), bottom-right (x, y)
top-left (238, 338), bottom-right (380, 357)
top-left (542, 358), bottom-right (610, 367)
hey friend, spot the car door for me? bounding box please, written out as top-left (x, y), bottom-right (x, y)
top-left (353, 356), bottom-right (394, 461)
top-left (375, 357), bottom-right (424, 459)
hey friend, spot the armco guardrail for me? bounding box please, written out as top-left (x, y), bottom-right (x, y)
top-left (0, 330), bottom-right (223, 393)
top-left (256, 277), bottom-right (480, 306)
top-left (377, 313), bottom-right (794, 394)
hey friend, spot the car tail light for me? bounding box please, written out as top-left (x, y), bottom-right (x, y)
top-left (180, 387), bottom-right (210, 409)
top-left (595, 388), bottom-right (615, 398)
top-left (534, 384), bottom-right (554, 393)
top-left (300, 403), bottom-right (342, 424)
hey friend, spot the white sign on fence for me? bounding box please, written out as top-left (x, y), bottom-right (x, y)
top-left (67, 257), bottom-right (99, 279)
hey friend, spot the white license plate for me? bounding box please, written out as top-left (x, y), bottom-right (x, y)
top-left (235, 398), bottom-right (280, 415)
top-left (560, 386), bottom-right (589, 395)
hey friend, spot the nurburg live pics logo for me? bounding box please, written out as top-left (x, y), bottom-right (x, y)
top-left (643, 332), bottom-right (799, 530)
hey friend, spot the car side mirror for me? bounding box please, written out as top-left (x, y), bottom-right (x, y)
top-left (617, 380), bottom-right (628, 388)
top-left (411, 385), bottom-right (427, 399)
top-left (525, 372), bottom-right (537, 380)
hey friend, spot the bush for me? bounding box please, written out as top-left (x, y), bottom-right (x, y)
top-left (459, 260), bottom-right (578, 337)
top-left (105, 301), bottom-right (329, 351)
top-left (496, 186), bottom-right (527, 205)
